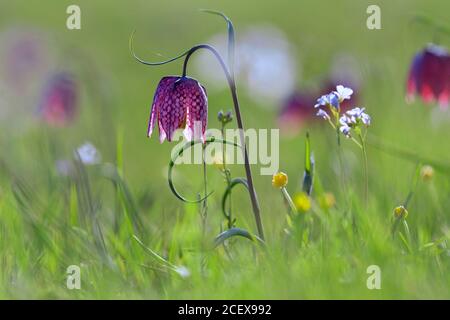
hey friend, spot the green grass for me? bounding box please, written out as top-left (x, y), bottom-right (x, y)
top-left (1, 0), bottom-right (450, 299)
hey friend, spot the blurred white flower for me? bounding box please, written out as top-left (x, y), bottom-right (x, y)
top-left (0, 27), bottom-right (52, 92)
top-left (0, 27), bottom-right (54, 134)
top-left (194, 25), bottom-right (298, 108)
top-left (330, 53), bottom-right (362, 91)
top-left (55, 159), bottom-right (74, 176)
top-left (173, 265), bottom-right (191, 278)
top-left (75, 142), bottom-right (101, 165)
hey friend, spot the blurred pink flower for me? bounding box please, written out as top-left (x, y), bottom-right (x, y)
top-left (38, 72), bottom-right (78, 126)
top-left (406, 44), bottom-right (450, 109)
top-left (278, 53), bottom-right (362, 135)
top-left (0, 28), bottom-right (51, 91)
top-left (148, 76), bottom-right (208, 143)
top-left (278, 91), bottom-right (315, 135)
top-left (278, 82), bottom-right (359, 135)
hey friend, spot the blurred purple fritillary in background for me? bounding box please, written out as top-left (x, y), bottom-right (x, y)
top-left (406, 44), bottom-right (450, 109)
top-left (38, 72), bottom-right (78, 126)
top-left (148, 76), bottom-right (208, 143)
top-left (278, 83), bottom-right (359, 135)
top-left (277, 53), bottom-right (362, 135)
top-left (278, 91), bottom-right (315, 135)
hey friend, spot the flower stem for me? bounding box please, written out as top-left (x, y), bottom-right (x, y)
top-left (130, 30), bottom-right (264, 239)
top-left (336, 134), bottom-right (347, 199)
top-left (334, 110), bottom-right (348, 200)
top-left (221, 124), bottom-right (233, 228)
top-left (358, 133), bottom-right (369, 206)
top-left (281, 187), bottom-right (297, 215)
top-left (201, 144), bottom-right (208, 237)
top-left (182, 44), bottom-right (265, 240)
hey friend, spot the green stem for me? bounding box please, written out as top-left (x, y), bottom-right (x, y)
top-left (221, 124), bottom-right (233, 228)
top-left (359, 133), bottom-right (369, 206)
top-left (182, 44), bottom-right (265, 240)
top-left (334, 107), bottom-right (348, 203)
top-left (201, 144), bottom-right (208, 236)
top-left (336, 137), bottom-right (347, 200)
top-left (281, 187), bottom-right (297, 215)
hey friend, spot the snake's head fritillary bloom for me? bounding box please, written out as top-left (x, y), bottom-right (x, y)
top-left (406, 44), bottom-right (450, 109)
top-left (38, 72), bottom-right (78, 126)
top-left (148, 76), bottom-right (208, 143)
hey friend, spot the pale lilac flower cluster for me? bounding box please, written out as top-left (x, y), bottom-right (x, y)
top-left (339, 107), bottom-right (371, 138)
top-left (314, 85), bottom-right (370, 138)
top-left (316, 109), bottom-right (330, 120)
top-left (314, 92), bottom-right (339, 109)
top-left (314, 85), bottom-right (353, 119)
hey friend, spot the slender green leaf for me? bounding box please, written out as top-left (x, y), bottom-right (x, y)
top-left (214, 227), bottom-right (264, 248)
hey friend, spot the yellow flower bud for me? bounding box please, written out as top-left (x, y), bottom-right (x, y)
top-left (293, 192), bottom-right (311, 213)
top-left (211, 154), bottom-right (225, 171)
top-left (420, 165), bottom-right (434, 182)
top-left (272, 172), bottom-right (288, 188)
top-left (319, 192), bottom-right (336, 209)
top-left (393, 205), bottom-right (408, 219)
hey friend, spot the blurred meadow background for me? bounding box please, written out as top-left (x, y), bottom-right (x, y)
top-left (1, 0), bottom-right (450, 299)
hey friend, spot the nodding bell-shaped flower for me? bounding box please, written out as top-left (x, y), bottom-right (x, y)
top-left (148, 76), bottom-right (208, 143)
top-left (38, 72), bottom-right (78, 126)
top-left (406, 44), bottom-right (450, 109)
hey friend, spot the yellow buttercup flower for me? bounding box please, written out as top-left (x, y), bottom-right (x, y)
top-left (319, 192), bottom-right (336, 209)
top-left (211, 154), bottom-right (225, 171)
top-left (272, 172), bottom-right (288, 188)
top-left (293, 192), bottom-right (311, 213)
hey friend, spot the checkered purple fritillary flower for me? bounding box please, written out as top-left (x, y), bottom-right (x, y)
top-left (148, 76), bottom-right (208, 143)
